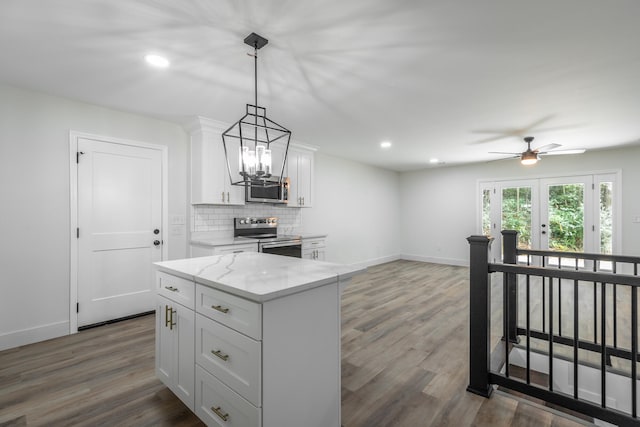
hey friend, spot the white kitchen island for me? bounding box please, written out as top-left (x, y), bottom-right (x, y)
top-left (154, 252), bottom-right (363, 427)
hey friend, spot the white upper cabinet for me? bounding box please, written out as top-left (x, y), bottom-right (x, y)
top-left (286, 146), bottom-right (314, 208)
top-left (189, 117), bottom-right (245, 206)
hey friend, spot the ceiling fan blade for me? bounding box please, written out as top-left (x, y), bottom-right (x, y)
top-left (488, 151), bottom-right (520, 155)
top-left (534, 143), bottom-right (561, 152)
top-left (539, 148), bottom-right (586, 156)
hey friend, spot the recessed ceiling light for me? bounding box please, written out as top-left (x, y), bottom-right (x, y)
top-left (145, 54), bottom-right (170, 68)
top-left (380, 141), bottom-right (392, 149)
top-left (429, 158), bottom-right (439, 164)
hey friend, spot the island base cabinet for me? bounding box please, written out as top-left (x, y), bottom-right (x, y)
top-left (195, 365), bottom-right (261, 427)
top-left (156, 295), bottom-right (195, 411)
top-left (262, 283), bottom-right (340, 427)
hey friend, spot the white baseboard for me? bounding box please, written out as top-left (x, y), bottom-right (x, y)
top-left (400, 253), bottom-right (469, 267)
top-left (0, 321), bottom-right (69, 352)
top-left (348, 254), bottom-right (401, 270)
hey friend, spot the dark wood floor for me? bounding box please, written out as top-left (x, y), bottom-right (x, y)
top-left (0, 260), bottom-right (591, 426)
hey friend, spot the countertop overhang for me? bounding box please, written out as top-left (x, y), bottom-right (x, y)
top-left (155, 252), bottom-right (363, 302)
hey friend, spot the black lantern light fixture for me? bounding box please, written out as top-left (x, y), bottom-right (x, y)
top-left (222, 32), bottom-right (291, 187)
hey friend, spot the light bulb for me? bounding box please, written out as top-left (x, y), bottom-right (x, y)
top-left (263, 149), bottom-right (272, 175)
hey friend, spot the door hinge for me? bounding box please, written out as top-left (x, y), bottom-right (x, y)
top-left (76, 302), bottom-right (79, 313)
top-left (592, 183), bottom-right (595, 190)
top-left (592, 225), bottom-right (595, 232)
top-left (77, 228), bottom-right (80, 238)
top-left (76, 151), bottom-right (85, 163)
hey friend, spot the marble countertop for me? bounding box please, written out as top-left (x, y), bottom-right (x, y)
top-left (154, 252), bottom-right (362, 302)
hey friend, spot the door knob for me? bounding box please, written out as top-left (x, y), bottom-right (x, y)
top-left (154, 240), bottom-right (161, 246)
top-left (541, 231), bottom-right (547, 235)
top-left (153, 229), bottom-right (160, 234)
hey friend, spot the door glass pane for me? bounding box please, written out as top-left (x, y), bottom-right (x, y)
top-left (502, 187), bottom-right (532, 249)
top-left (482, 188), bottom-right (491, 236)
top-left (600, 182), bottom-right (613, 254)
top-left (548, 183), bottom-right (584, 252)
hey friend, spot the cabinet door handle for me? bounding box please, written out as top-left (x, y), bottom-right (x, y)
top-left (227, 192), bottom-right (230, 203)
top-left (165, 305), bottom-right (170, 328)
top-left (164, 286), bottom-right (179, 292)
top-left (232, 250), bottom-right (243, 253)
top-left (221, 191), bottom-right (225, 203)
top-left (302, 196), bottom-right (305, 206)
top-left (212, 304), bottom-right (230, 314)
top-left (211, 349), bottom-right (230, 361)
top-left (169, 308), bottom-right (176, 330)
top-left (211, 406), bottom-right (230, 422)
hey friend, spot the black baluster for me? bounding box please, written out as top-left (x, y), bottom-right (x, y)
top-left (574, 279), bottom-right (579, 399)
top-left (526, 274), bottom-right (531, 385)
top-left (601, 282), bottom-right (607, 408)
top-left (632, 285), bottom-right (638, 418)
top-left (549, 277), bottom-right (554, 392)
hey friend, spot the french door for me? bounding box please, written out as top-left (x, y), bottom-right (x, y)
top-left (480, 173), bottom-right (618, 263)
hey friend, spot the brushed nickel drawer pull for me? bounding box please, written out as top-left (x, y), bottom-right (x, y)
top-left (169, 308), bottom-right (176, 330)
top-left (164, 285), bottom-right (179, 292)
top-left (211, 349), bottom-right (229, 361)
top-left (212, 406), bottom-right (229, 421)
top-left (212, 305), bottom-right (230, 314)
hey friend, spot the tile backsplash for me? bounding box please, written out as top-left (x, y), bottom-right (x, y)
top-left (192, 204), bottom-right (301, 235)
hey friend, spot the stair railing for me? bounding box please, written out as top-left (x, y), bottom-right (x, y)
top-left (467, 231), bottom-right (640, 427)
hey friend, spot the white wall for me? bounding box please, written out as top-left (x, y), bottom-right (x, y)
top-left (0, 84), bottom-right (188, 350)
top-left (302, 152), bottom-right (402, 266)
top-left (399, 144), bottom-right (640, 265)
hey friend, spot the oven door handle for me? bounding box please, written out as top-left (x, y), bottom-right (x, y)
top-left (261, 241), bottom-right (302, 249)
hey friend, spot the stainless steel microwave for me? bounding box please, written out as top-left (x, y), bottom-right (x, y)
top-left (245, 177), bottom-right (289, 204)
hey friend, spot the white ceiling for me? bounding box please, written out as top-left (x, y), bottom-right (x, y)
top-left (2, 0), bottom-right (640, 171)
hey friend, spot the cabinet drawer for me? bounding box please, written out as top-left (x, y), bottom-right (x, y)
top-left (196, 284), bottom-right (262, 340)
top-left (214, 243), bottom-right (258, 255)
top-left (196, 365), bottom-right (261, 427)
top-left (157, 271), bottom-right (195, 309)
top-left (303, 238), bottom-right (326, 249)
top-left (196, 314), bottom-right (261, 406)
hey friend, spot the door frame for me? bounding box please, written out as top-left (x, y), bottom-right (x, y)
top-left (477, 169), bottom-right (622, 260)
top-left (69, 131), bottom-right (168, 334)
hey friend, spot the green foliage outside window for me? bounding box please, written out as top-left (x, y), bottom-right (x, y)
top-left (548, 184), bottom-right (584, 252)
top-left (502, 187), bottom-right (532, 248)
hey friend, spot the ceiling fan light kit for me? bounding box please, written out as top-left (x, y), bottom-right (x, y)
top-left (489, 136), bottom-right (586, 166)
top-left (520, 150), bottom-right (539, 165)
top-left (221, 32), bottom-right (291, 188)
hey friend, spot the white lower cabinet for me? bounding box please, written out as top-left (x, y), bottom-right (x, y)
top-left (196, 365), bottom-right (261, 427)
top-left (195, 313), bottom-right (261, 406)
top-left (157, 271), bottom-right (341, 427)
top-left (156, 294), bottom-right (195, 410)
top-left (302, 237), bottom-right (326, 261)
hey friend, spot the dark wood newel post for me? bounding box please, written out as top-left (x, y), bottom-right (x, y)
top-left (467, 235), bottom-right (493, 398)
top-left (502, 230), bottom-right (520, 343)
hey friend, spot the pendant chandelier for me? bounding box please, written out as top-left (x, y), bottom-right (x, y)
top-left (222, 32), bottom-right (291, 187)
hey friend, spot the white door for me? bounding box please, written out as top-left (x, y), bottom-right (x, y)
top-left (539, 176), bottom-right (593, 253)
top-left (77, 137), bottom-right (163, 327)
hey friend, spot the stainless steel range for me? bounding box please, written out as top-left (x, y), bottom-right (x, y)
top-left (234, 217), bottom-right (302, 258)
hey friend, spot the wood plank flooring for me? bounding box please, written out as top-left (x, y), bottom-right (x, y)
top-left (0, 260), bottom-right (591, 426)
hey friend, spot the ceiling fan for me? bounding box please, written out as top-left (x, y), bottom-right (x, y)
top-left (490, 136), bottom-right (586, 165)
